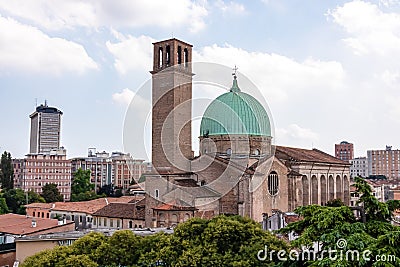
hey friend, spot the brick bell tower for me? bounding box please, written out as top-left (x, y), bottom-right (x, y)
top-left (151, 38), bottom-right (194, 172)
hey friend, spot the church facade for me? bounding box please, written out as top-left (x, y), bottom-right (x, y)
top-left (142, 38), bottom-right (350, 228)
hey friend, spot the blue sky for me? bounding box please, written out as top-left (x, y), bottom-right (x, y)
top-left (1, 0), bottom-right (400, 161)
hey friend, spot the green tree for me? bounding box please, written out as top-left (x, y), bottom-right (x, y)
top-left (326, 198), bottom-right (345, 207)
top-left (71, 168), bottom-right (96, 202)
top-left (280, 177), bottom-right (400, 266)
top-left (139, 215), bottom-right (288, 266)
top-left (0, 197), bottom-right (8, 214)
top-left (41, 183), bottom-right (63, 203)
top-left (0, 151), bottom-right (14, 190)
top-left (22, 215), bottom-right (289, 266)
top-left (3, 188), bottom-right (45, 214)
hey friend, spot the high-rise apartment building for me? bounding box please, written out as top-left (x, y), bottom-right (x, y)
top-left (29, 103), bottom-right (63, 154)
top-left (71, 149), bottom-right (147, 191)
top-left (335, 141), bottom-right (354, 162)
top-left (21, 103), bottom-right (71, 200)
top-left (23, 148), bottom-right (72, 201)
top-left (350, 157), bottom-right (368, 178)
top-left (368, 146), bottom-right (400, 180)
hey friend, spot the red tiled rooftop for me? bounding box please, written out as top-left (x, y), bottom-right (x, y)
top-left (93, 199), bottom-right (146, 220)
top-left (153, 199), bottom-right (196, 211)
top-left (276, 146), bottom-right (350, 165)
top-left (26, 196), bottom-right (145, 215)
top-left (0, 213), bottom-right (74, 235)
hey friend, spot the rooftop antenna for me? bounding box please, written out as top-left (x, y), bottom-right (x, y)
top-left (44, 99), bottom-right (48, 107)
top-left (35, 98), bottom-right (38, 107)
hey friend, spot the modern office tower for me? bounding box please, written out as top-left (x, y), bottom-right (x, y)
top-left (335, 141), bottom-right (354, 162)
top-left (30, 102), bottom-right (63, 154)
top-left (368, 146), bottom-right (400, 180)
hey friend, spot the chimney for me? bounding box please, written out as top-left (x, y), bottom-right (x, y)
top-left (31, 219), bottom-right (37, 228)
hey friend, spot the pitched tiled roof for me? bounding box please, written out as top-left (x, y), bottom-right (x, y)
top-left (275, 146), bottom-right (350, 165)
top-left (25, 196), bottom-right (144, 215)
top-left (93, 199), bottom-right (146, 220)
top-left (153, 199), bottom-right (197, 211)
top-left (0, 213), bottom-right (74, 235)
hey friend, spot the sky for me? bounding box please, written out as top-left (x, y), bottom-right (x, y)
top-left (1, 0), bottom-right (400, 161)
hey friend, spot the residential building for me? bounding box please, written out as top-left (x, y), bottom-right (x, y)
top-left (71, 149), bottom-right (147, 191)
top-left (350, 157), bottom-right (369, 178)
top-left (12, 158), bottom-right (25, 189)
top-left (367, 146), bottom-right (400, 180)
top-left (92, 199), bottom-right (146, 229)
top-left (25, 196), bottom-right (144, 229)
top-left (23, 148), bottom-right (72, 201)
top-left (0, 213), bottom-right (74, 266)
top-left (335, 141), bottom-right (354, 162)
top-left (29, 102), bottom-right (63, 154)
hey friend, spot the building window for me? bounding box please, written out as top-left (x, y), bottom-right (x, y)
top-left (267, 171), bottom-right (279, 196)
top-left (117, 220), bottom-right (120, 228)
top-left (226, 148), bottom-right (232, 156)
top-left (155, 189), bottom-right (159, 199)
top-left (110, 219), bottom-right (113, 227)
top-left (33, 212), bottom-right (35, 217)
top-left (129, 221), bottom-right (133, 228)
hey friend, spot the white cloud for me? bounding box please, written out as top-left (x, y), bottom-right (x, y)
top-left (106, 34), bottom-right (155, 75)
top-left (328, 1), bottom-right (400, 56)
top-left (0, 15), bottom-right (97, 74)
top-left (112, 88), bottom-right (135, 106)
top-left (0, 0), bottom-right (208, 33)
top-left (194, 43), bottom-right (345, 103)
top-left (276, 124), bottom-right (319, 148)
top-left (215, 0), bottom-right (246, 15)
top-left (113, 88), bottom-right (151, 121)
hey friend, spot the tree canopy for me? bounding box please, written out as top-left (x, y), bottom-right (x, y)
top-left (0, 151), bottom-right (13, 190)
top-left (22, 215), bottom-right (288, 267)
top-left (2, 188), bottom-right (45, 214)
top-left (19, 177), bottom-right (400, 266)
top-left (279, 177), bottom-right (400, 266)
top-left (71, 168), bottom-right (97, 202)
top-left (41, 183), bottom-right (63, 203)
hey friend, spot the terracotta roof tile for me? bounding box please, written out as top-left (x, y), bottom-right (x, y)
top-left (93, 200), bottom-right (146, 220)
top-left (153, 199), bottom-right (196, 211)
top-left (0, 213), bottom-right (74, 235)
top-left (26, 197), bottom-right (144, 215)
top-left (275, 146), bottom-right (350, 165)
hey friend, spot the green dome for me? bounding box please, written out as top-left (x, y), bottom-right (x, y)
top-left (200, 77), bottom-right (271, 137)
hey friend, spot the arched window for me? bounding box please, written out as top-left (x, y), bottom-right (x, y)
top-left (158, 47), bottom-right (163, 68)
top-left (184, 48), bottom-right (189, 67)
top-left (267, 171), bottom-right (279, 196)
top-left (226, 148), bottom-right (232, 156)
top-left (302, 176), bottom-right (309, 206)
top-left (166, 45), bottom-right (171, 65)
top-left (253, 149), bottom-right (260, 156)
top-left (177, 46), bottom-right (182, 64)
top-left (311, 175), bottom-right (318, 205)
